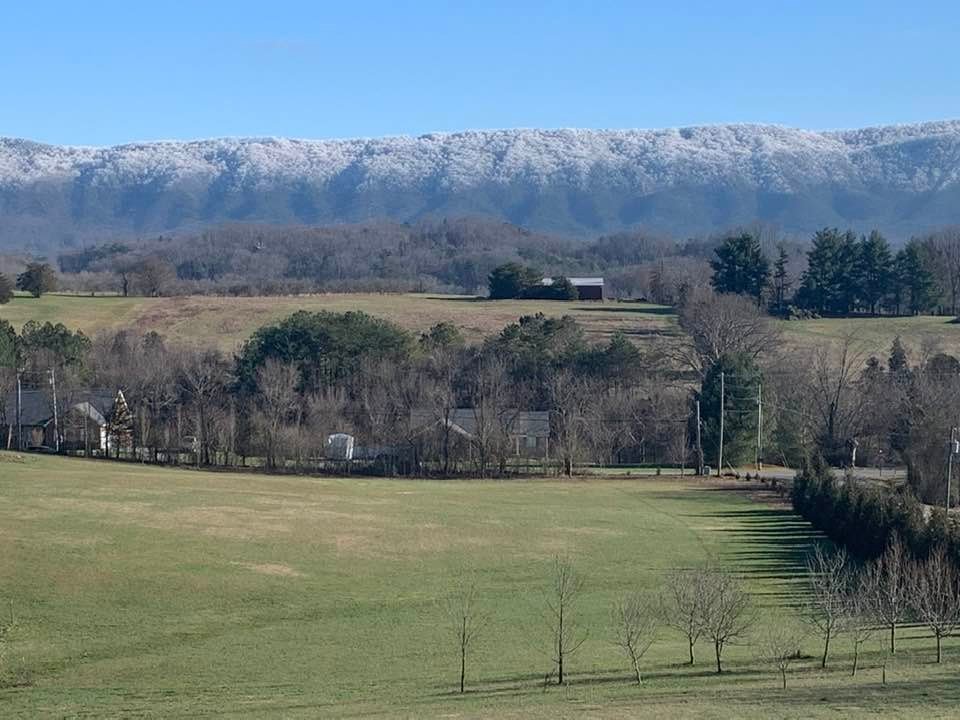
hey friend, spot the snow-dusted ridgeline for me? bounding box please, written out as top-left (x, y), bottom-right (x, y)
top-left (2, 121), bottom-right (960, 249)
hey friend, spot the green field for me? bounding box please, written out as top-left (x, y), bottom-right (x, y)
top-left (4, 291), bottom-right (960, 359)
top-left (2, 453), bottom-right (960, 718)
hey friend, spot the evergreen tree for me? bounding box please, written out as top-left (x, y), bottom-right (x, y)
top-left (487, 263), bottom-right (541, 299)
top-left (0, 320), bottom-right (16, 368)
top-left (857, 231), bottom-right (892, 315)
top-left (797, 229), bottom-right (864, 315)
top-left (698, 353), bottom-right (762, 469)
top-left (797, 229), bottom-right (842, 314)
top-left (835, 231), bottom-right (861, 314)
top-left (16, 262), bottom-right (57, 298)
top-left (771, 245), bottom-right (791, 315)
top-left (888, 336), bottom-right (909, 375)
top-left (895, 241), bottom-right (937, 315)
top-left (710, 233), bottom-right (770, 304)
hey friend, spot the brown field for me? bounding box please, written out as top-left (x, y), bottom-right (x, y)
top-left (4, 291), bottom-right (960, 360)
top-left (0, 292), bottom-right (678, 350)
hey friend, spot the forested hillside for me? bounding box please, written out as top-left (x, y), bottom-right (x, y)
top-left (4, 121), bottom-right (960, 250)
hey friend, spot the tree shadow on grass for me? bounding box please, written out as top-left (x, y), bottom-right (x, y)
top-left (578, 306), bottom-right (675, 316)
top-left (683, 506), bottom-right (821, 599)
top-left (731, 675), bottom-right (960, 711)
top-left (423, 295), bottom-right (484, 302)
top-left (429, 663), bottom-right (770, 701)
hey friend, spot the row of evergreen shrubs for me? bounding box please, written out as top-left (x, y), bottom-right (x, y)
top-left (791, 456), bottom-right (960, 563)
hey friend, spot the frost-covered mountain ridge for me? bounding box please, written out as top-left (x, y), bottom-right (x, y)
top-left (3, 120), bottom-right (960, 248)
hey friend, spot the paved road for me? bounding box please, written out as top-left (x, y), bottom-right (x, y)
top-left (733, 465), bottom-right (906, 482)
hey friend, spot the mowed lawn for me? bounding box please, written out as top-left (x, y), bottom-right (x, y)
top-left (2, 455), bottom-right (960, 717)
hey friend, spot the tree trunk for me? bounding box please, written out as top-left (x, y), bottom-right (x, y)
top-left (851, 645), bottom-right (859, 676)
top-left (688, 637), bottom-right (695, 665)
top-left (460, 645), bottom-right (466, 693)
top-left (633, 655), bottom-right (642, 686)
top-left (890, 623), bottom-right (896, 655)
top-left (557, 605), bottom-right (564, 685)
top-left (937, 633), bottom-right (942, 664)
top-left (780, 667), bottom-right (786, 689)
top-left (715, 640), bottom-right (722, 674)
top-left (821, 629), bottom-right (831, 669)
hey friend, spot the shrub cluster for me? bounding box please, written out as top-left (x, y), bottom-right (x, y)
top-left (791, 456), bottom-right (960, 563)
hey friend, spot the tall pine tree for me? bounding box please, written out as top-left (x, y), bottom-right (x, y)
top-left (771, 245), bottom-right (792, 315)
top-left (798, 228), bottom-right (862, 315)
top-left (857, 231), bottom-right (892, 315)
top-left (895, 241), bottom-right (937, 315)
top-left (710, 233), bottom-right (770, 304)
top-left (697, 353), bottom-right (762, 469)
top-left (797, 228), bottom-right (842, 314)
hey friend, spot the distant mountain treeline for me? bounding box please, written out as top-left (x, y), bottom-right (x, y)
top-left (4, 122), bottom-right (960, 251)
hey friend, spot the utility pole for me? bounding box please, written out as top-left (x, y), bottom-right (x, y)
top-left (756, 382), bottom-right (763, 472)
top-left (49, 368), bottom-right (60, 453)
top-left (947, 427), bottom-right (959, 512)
top-left (717, 371), bottom-right (724, 477)
top-left (695, 400), bottom-right (704, 476)
top-left (15, 370), bottom-right (22, 451)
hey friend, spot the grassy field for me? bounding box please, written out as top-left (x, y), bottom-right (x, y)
top-left (0, 293), bottom-right (677, 350)
top-left (2, 453), bottom-right (960, 718)
top-left (5, 291), bottom-right (960, 359)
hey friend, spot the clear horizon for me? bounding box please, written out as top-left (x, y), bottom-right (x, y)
top-left (2, 1), bottom-right (959, 146)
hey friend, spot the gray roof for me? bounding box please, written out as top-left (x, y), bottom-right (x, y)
top-left (1, 389), bottom-right (117, 427)
top-left (541, 277), bottom-right (604, 287)
top-left (411, 408), bottom-right (550, 439)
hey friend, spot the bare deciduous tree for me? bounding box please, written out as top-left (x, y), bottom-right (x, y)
top-left (178, 348), bottom-right (230, 466)
top-left (910, 545), bottom-right (960, 663)
top-left (611, 593), bottom-right (658, 685)
top-left (424, 346), bottom-right (463, 475)
top-left (441, 574), bottom-right (488, 694)
top-left (546, 369), bottom-right (600, 476)
top-left (133, 255), bottom-right (176, 297)
top-left (465, 355), bottom-right (513, 478)
top-left (546, 555), bottom-right (586, 685)
top-left (255, 359), bottom-right (300, 469)
top-left (758, 624), bottom-right (804, 689)
top-left (927, 228), bottom-right (960, 315)
top-left (845, 573), bottom-right (877, 676)
top-left (701, 570), bottom-right (756, 674)
top-left (661, 568), bottom-right (708, 665)
top-left (807, 333), bottom-right (870, 462)
top-left (803, 545), bottom-right (849, 668)
top-left (862, 536), bottom-right (911, 654)
top-left (673, 286), bottom-right (781, 377)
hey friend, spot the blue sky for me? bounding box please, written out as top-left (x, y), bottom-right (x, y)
top-left (2, 1), bottom-right (958, 145)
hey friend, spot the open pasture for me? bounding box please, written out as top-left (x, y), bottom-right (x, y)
top-left (0, 292), bottom-right (676, 350)
top-left (2, 454), bottom-right (960, 717)
top-left (6, 291), bottom-right (960, 361)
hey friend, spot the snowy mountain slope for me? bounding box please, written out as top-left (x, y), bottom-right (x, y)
top-left (2, 121), bottom-right (960, 249)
